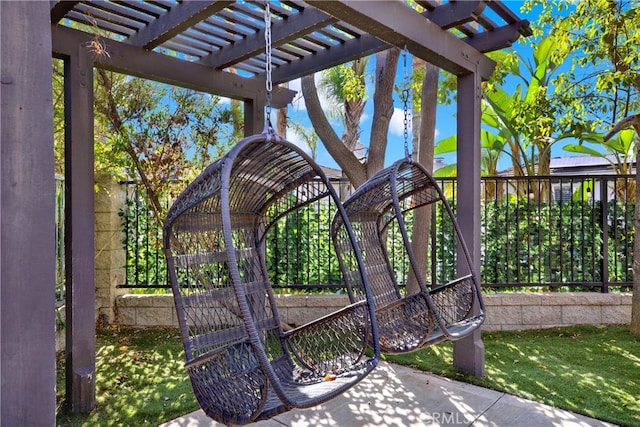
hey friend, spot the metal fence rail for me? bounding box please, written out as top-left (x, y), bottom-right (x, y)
top-left (55, 176), bottom-right (65, 304)
top-left (118, 174), bottom-right (635, 292)
top-left (477, 174), bottom-right (634, 292)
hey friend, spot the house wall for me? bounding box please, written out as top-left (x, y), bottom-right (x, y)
top-left (115, 292), bottom-right (632, 331)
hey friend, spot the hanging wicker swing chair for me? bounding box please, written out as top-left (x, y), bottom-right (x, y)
top-left (163, 129), bottom-right (380, 425)
top-left (332, 158), bottom-right (486, 354)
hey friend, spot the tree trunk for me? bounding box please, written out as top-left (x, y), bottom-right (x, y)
top-left (96, 69), bottom-right (164, 217)
top-left (407, 61), bottom-right (439, 294)
top-left (604, 114), bottom-right (640, 334)
top-left (277, 82), bottom-right (288, 138)
top-left (630, 119), bottom-right (640, 334)
top-left (301, 75), bottom-right (367, 186)
top-left (367, 48), bottom-right (400, 177)
top-left (343, 59), bottom-right (367, 153)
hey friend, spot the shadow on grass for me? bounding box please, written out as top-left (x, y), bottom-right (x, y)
top-left (385, 325), bottom-right (640, 427)
top-left (57, 325), bottom-right (639, 427)
top-left (56, 326), bottom-right (199, 426)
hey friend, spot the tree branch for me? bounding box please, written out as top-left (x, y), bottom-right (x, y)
top-left (367, 48), bottom-right (400, 176)
top-left (604, 114), bottom-right (640, 141)
top-left (301, 74), bottom-right (367, 186)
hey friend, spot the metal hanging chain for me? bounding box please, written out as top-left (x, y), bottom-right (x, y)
top-left (402, 47), bottom-right (411, 159)
top-left (264, 1), bottom-right (273, 131)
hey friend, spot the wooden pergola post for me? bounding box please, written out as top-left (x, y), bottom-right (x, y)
top-left (63, 46), bottom-right (97, 412)
top-left (454, 70), bottom-right (485, 377)
top-left (1, 2), bottom-right (57, 424)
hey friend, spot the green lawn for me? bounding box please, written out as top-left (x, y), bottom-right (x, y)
top-left (386, 325), bottom-right (640, 427)
top-left (56, 325), bottom-right (640, 426)
top-left (56, 327), bottom-right (199, 426)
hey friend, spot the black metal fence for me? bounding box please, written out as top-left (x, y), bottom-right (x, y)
top-left (119, 181), bottom-right (184, 289)
top-left (55, 176), bottom-right (65, 304)
top-left (119, 174), bottom-right (636, 292)
top-left (477, 175), bottom-right (634, 292)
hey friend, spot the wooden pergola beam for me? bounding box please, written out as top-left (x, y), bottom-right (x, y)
top-left (464, 20), bottom-right (531, 53)
top-left (207, 6), bottom-right (337, 70)
top-left (128, 1), bottom-right (234, 50)
top-left (306, 0), bottom-right (496, 79)
top-left (269, 34), bottom-right (386, 85)
top-left (51, 25), bottom-right (296, 107)
top-left (50, 0), bottom-right (79, 22)
top-left (63, 47), bottom-right (96, 413)
top-left (2, 2), bottom-right (57, 424)
top-left (423, 0), bottom-right (485, 29)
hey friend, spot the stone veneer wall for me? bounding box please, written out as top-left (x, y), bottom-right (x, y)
top-left (95, 174), bottom-right (128, 324)
top-left (115, 292), bottom-right (632, 330)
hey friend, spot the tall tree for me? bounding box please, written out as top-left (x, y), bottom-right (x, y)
top-left (318, 58), bottom-right (368, 153)
top-left (483, 36), bottom-right (564, 184)
top-left (530, 0), bottom-right (639, 333)
top-left (531, 0), bottom-right (639, 134)
top-left (302, 49), bottom-right (398, 187)
top-left (434, 34), bottom-right (569, 189)
top-left (406, 57), bottom-right (440, 293)
top-left (93, 70), bottom-right (237, 217)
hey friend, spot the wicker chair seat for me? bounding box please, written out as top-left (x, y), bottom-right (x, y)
top-left (332, 158), bottom-right (485, 354)
top-left (164, 131), bottom-right (379, 424)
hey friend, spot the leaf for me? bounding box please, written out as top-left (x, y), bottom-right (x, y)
top-left (434, 135), bottom-right (457, 154)
top-left (533, 36), bottom-right (554, 67)
top-left (481, 130), bottom-right (506, 151)
top-left (433, 164), bottom-right (457, 177)
top-left (562, 144), bottom-right (605, 157)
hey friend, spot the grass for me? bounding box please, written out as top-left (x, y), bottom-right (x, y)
top-left (385, 325), bottom-right (640, 427)
top-left (56, 325), bottom-right (640, 426)
top-left (56, 327), bottom-right (199, 426)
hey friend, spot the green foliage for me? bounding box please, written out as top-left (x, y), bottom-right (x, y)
top-left (266, 201), bottom-right (343, 289)
top-left (319, 60), bottom-right (369, 105)
top-left (564, 128), bottom-right (636, 175)
top-left (119, 185), bottom-right (180, 293)
top-left (52, 59), bottom-right (66, 175)
top-left (481, 34), bottom-right (567, 176)
top-left (52, 66), bottom-right (241, 218)
top-left (481, 193), bottom-right (636, 290)
top-left (288, 121), bottom-right (319, 160)
top-left (438, 1), bottom-right (639, 176)
top-left (386, 325), bottom-right (640, 427)
top-left (122, 178), bottom-right (635, 291)
top-left (434, 131), bottom-right (511, 177)
top-left (527, 0), bottom-right (640, 132)
top-left (95, 73), bottom-right (236, 192)
top-left (607, 201), bottom-right (635, 283)
top-left (482, 199), bottom-right (604, 287)
top-left (55, 177), bottom-right (66, 301)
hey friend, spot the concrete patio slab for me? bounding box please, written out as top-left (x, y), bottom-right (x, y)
top-left (161, 362), bottom-right (617, 427)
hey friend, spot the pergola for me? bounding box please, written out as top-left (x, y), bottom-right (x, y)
top-left (1, 1), bottom-right (530, 424)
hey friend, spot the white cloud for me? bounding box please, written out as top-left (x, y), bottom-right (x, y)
top-left (390, 107), bottom-right (411, 137)
top-left (283, 127), bottom-right (311, 154)
top-left (288, 78), bottom-right (305, 112)
top-left (389, 110), bottom-right (440, 142)
top-left (287, 73), bottom-right (334, 113)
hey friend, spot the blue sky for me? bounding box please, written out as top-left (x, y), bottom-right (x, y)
top-left (278, 1), bottom-right (576, 173)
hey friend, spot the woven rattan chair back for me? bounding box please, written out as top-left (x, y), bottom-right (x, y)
top-left (164, 132), bottom-right (379, 424)
top-left (332, 158), bottom-right (485, 354)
